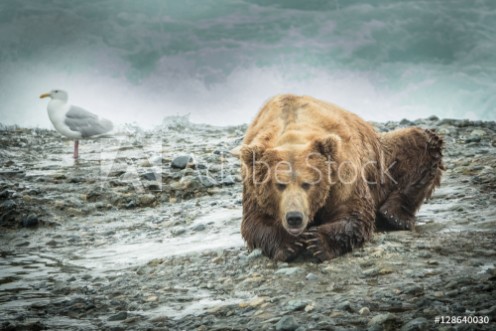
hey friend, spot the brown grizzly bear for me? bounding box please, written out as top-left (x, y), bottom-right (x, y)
top-left (234, 94), bottom-right (444, 262)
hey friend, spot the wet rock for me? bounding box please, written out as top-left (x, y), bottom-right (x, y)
top-left (221, 175), bottom-right (236, 185)
top-left (465, 135), bottom-right (481, 143)
top-left (400, 119), bottom-right (414, 126)
top-left (109, 326), bottom-right (126, 331)
top-left (362, 267), bottom-right (379, 277)
top-left (337, 300), bottom-right (353, 312)
top-left (275, 267), bottom-right (304, 276)
top-left (478, 305), bottom-right (496, 320)
top-left (470, 129), bottom-right (486, 137)
top-left (147, 183), bottom-right (161, 191)
top-left (191, 223), bottom-right (206, 232)
top-left (207, 164), bottom-right (222, 173)
top-left (403, 285), bottom-right (424, 296)
top-left (286, 299), bottom-right (309, 311)
top-left (0, 189), bottom-right (12, 199)
top-left (108, 311), bottom-right (128, 321)
top-left (239, 296), bottom-right (266, 308)
top-left (247, 249), bottom-right (263, 260)
top-left (330, 311), bottom-right (345, 318)
top-left (171, 227), bottom-right (186, 237)
top-left (125, 201), bottom-right (136, 209)
top-left (137, 194), bottom-right (156, 207)
top-left (85, 190), bottom-right (103, 202)
top-left (141, 172), bottom-right (157, 181)
top-left (144, 295), bottom-right (158, 302)
top-left (1, 199), bottom-right (16, 210)
top-left (171, 155), bottom-right (193, 169)
top-left (368, 313), bottom-right (399, 331)
top-left (399, 317), bottom-right (428, 331)
top-left (22, 214), bottom-right (40, 228)
top-left (173, 175), bottom-right (217, 190)
top-left (437, 118), bottom-right (457, 126)
top-left (275, 315), bottom-right (298, 331)
top-left (305, 273), bottom-right (318, 281)
top-left (304, 303), bottom-right (314, 312)
top-left (197, 175), bottom-right (217, 188)
top-left (359, 307), bottom-right (370, 316)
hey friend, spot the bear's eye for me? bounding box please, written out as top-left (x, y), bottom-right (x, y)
top-left (276, 183), bottom-right (287, 191)
top-left (301, 182), bottom-right (312, 190)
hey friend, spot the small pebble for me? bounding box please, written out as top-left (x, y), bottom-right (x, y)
top-left (305, 273), bottom-right (318, 281)
top-left (359, 307), bottom-right (370, 316)
top-left (108, 311), bottom-right (128, 321)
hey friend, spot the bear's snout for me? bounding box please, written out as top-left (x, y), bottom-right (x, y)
top-left (286, 211), bottom-right (303, 228)
top-left (284, 211), bottom-right (306, 236)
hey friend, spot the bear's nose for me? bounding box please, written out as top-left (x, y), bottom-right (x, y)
top-left (286, 211), bottom-right (303, 228)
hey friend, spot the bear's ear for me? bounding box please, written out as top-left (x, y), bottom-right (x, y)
top-left (240, 144), bottom-right (265, 167)
top-left (313, 134), bottom-right (341, 158)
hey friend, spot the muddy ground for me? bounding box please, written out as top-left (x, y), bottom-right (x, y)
top-left (0, 116), bottom-right (495, 331)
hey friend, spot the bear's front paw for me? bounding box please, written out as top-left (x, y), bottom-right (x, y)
top-left (273, 239), bottom-right (305, 262)
top-left (303, 227), bottom-right (334, 262)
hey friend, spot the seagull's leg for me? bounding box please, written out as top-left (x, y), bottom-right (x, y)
top-left (74, 140), bottom-right (79, 159)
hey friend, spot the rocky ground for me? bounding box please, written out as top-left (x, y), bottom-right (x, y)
top-left (0, 116), bottom-right (495, 331)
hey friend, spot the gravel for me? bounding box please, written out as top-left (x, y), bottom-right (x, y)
top-left (0, 118), bottom-right (495, 330)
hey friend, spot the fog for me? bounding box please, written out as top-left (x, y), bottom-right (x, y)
top-left (1, 0), bottom-right (495, 129)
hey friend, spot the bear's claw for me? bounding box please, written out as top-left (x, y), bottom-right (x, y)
top-left (273, 238), bottom-right (306, 261)
top-left (302, 227), bottom-right (333, 262)
top-left (303, 239), bottom-right (317, 246)
top-left (313, 250), bottom-right (323, 257)
top-left (378, 207), bottom-right (415, 230)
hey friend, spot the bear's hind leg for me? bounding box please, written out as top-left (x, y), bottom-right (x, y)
top-left (377, 129), bottom-right (444, 231)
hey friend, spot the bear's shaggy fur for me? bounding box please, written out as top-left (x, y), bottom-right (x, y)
top-left (236, 94), bottom-right (444, 262)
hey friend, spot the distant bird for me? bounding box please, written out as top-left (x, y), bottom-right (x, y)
top-left (40, 89), bottom-right (113, 159)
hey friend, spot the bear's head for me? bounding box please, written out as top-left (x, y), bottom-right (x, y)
top-left (237, 134), bottom-right (342, 236)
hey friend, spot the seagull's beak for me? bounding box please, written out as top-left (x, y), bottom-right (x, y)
top-left (39, 93), bottom-right (51, 99)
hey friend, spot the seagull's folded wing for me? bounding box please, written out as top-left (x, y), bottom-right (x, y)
top-left (64, 106), bottom-right (113, 138)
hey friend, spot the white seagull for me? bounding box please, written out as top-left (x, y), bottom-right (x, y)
top-left (40, 89), bottom-right (113, 159)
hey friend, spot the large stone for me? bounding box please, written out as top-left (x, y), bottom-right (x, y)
top-left (399, 317), bottom-right (428, 331)
top-left (275, 315), bottom-right (298, 331)
top-left (368, 313), bottom-right (399, 331)
top-left (470, 129), bottom-right (486, 136)
top-left (305, 273), bottom-right (318, 281)
top-left (140, 172), bottom-right (157, 181)
top-left (171, 155), bottom-right (193, 169)
top-left (107, 311), bottom-right (127, 321)
top-left (21, 214), bottom-right (39, 227)
top-left (286, 299), bottom-right (309, 311)
top-left (275, 267), bottom-right (304, 276)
